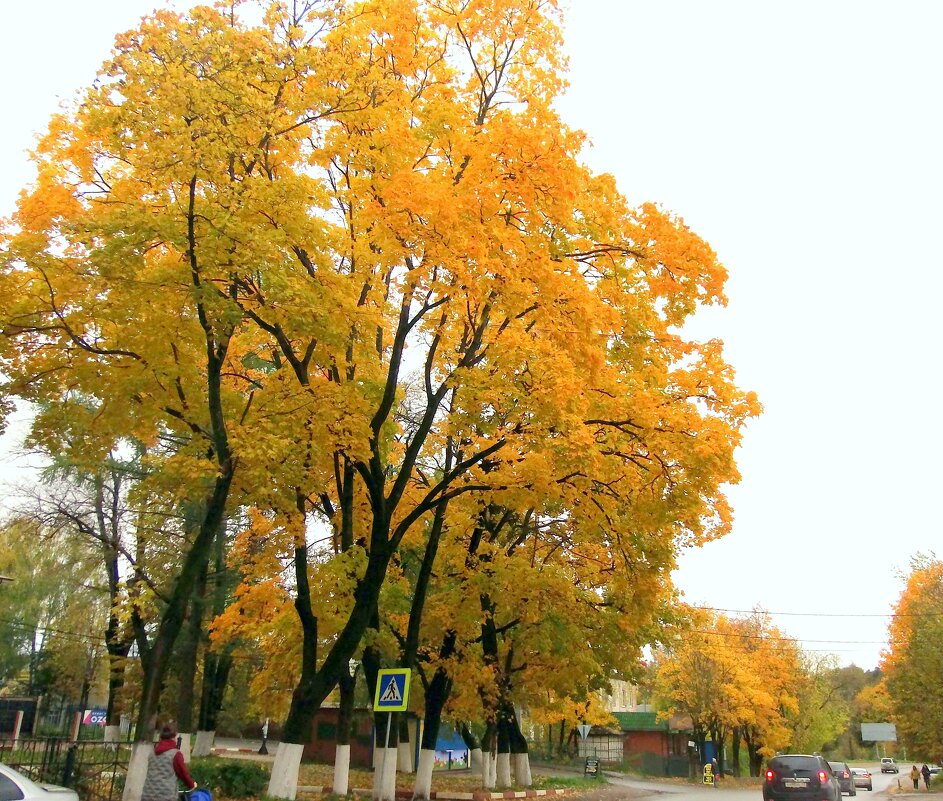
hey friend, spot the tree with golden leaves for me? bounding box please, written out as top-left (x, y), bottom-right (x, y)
top-left (654, 608), bottom-right (803, 776)
top-left (882, 555), bottom-right (943, 760)
top-left (2, 0), bottom-right (758, 798)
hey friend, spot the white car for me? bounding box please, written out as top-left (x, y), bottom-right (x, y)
top-left (0, 762), bottom-right (79, 801)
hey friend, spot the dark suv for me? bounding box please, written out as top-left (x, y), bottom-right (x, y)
top-left (764, 755), bottom-right (841, 801)
top-left (828, 761), bottom-right (856, 796)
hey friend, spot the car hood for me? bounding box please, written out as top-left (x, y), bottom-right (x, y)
top-left (36, 783), bottom-right (79, 798)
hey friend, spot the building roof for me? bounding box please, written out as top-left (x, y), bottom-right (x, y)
top-left (613, 711), bottom-right (666, 731)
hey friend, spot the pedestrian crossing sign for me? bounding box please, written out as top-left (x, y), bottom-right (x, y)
top-left (374, 668), bottom-right (411, 712)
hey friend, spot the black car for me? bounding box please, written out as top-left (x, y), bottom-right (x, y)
top-left (764, 755), bottom-right (842, 801)
top-left (828, 761), bottom-right (857, 796)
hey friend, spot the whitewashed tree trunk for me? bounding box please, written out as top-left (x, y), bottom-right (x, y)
top-left (122, 743), bottom-right (151, 801)
top-left (176, 733), bottom-right (191, 763)
top-left (192, 730), bottom-right (215, 757)
top-left (372, 748), bottom-right (383, 800)
top-left (104, 725), bottom-right (120, 744)
top-left (373, 747), bottom-right (397, 801)
top-left (496, 752), bottom-right (512, 788)
top-left (398, 740), bottom-right (414, 773)
top-left (333, 744), bottom-right (351, 796)
top-left (413, 749), bottom-right (436, 800)
top-left (482, 752), bottom-right (496, 789)
top-left (513, 752), bottom-right (532, 786)
top-left (268, 742), bottom-right (304, 800)
top-left (469, 747), bottom-right (483, 778)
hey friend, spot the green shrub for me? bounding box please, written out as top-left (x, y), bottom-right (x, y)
top-left (190, 757), bottom-right (270, 799)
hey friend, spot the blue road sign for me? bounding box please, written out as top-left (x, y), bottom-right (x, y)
top-left (374, 668), bottom-right (411, 712)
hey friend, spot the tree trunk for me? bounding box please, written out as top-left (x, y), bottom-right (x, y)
top-left (332, 664), bottom-right (357, 795)
top-left (496, 717), bottom-right (512, 788)
top-left (269, 743), bottom-right (305, 800)
top-left (413, 666), bottom-right (451, 800)
top-left (97, 469), bottom-right (132, 741)
top-left (397, 716), bottom-right (413, 773)
top-left (131, 198), bottom-right (238, 745)
top-left (481, 724), bottom-right (496, 789)
top-left (460, 724), bottom-right (483, 780)
top-left (132, 478), bottom-right (229, 741)
top-left (104, 630), bottom-right (131, 742)
top-left (509, 708), bottom-right (531, 786)
top-left (195, 521), bottom-right (232, 755)
top-left (731, 726), bottom-right (741, 778)
top-left (193, 649), bottom-right (231, 756)
top-left (372, 711), bottom-right (399, 801)
top-left (747, 736), bottom-right (763, 777)
top-left (176, 559), bottom-right (207, 734)
top-left (281, 535), bottom-right (393, 744)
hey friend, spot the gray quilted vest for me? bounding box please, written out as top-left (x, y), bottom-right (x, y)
top-left (141, 747), bottom-right (180, 801)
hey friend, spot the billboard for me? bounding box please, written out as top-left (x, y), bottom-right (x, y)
top-left (861, 723), bottom-right (897, 742)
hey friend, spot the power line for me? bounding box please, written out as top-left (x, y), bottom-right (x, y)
top-left (691, 628), bottom-right (886, 645)
top-left (0, 615), bottom-right (105, 644)
top-left (693, 604), bottom-right (916, 619)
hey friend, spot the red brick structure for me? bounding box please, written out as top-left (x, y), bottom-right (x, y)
top-left (302, 707), bottom-right (376, 767)
top-left (613, 711), bottom-right (692, 777)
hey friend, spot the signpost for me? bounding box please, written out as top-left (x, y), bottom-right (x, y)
top-left (375, 670), bottom-right (411, 712)
top-left (861, 723), bottom-right (897, 761)
top-left (703, 763), bottom-right (714, 785)
top-left (374, 668), bottom-right (412, 782)
top-left (578, 723), bottom-right (597, 776)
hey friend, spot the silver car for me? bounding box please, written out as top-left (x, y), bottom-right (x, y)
top-left (851, 768), bottom-right (872, 791)
top-left (0, 762), bottom-right (79, 801)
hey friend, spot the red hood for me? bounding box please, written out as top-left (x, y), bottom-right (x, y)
top-left (155, 739), bottom-right (177, 755)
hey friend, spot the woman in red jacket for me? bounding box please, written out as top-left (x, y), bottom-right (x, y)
top-left (141, 725), bottom-right (197, 801)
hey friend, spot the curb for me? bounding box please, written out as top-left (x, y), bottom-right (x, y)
top-left (302, 786), bottom-right (569, 800)
top-left (212, 748), bottom-right (257, 754)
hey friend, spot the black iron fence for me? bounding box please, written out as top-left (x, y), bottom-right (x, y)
top-left (0, 737), bottom-right (129, 801)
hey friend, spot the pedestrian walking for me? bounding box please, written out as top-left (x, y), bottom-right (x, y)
top-left (921, 764), bottom-right (931, 790)
top-left (141, 724), bottom-right (198, 801)
top-left (911, 765), bottom-right (920, 790)
top-left (712, 757), bottom-right (719, 787)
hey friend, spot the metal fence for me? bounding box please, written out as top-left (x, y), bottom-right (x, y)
top-left (0, 737), bottom-right (129, 801)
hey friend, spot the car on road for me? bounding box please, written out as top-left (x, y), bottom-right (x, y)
top-left (828, 761), bottom-right (857, 796)
top-left (851, 768), bottom-right (873, 791)
top-left (763, 754), bottom-right (842, 801)
top-left (0, 762), bottom-right (79, 801)
top-left (881, 757), bottom-right (899, 773)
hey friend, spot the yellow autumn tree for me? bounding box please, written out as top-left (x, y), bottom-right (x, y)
top-left (2, 1), bottom-right (759, 797)
top-left (882, 555), bottom-right (943, 759)
top-left (654, 608), bottom-right (802, 776)
top-left (721, 613), bottom-right (801, 776)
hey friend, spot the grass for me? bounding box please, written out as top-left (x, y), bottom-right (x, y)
top-left (295, 762), bottom-right (593, 794)
top-left (298, 763), bottom-right (485, 791)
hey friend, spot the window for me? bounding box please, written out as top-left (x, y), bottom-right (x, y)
top-left (0, 773), bottom-right (25, 801)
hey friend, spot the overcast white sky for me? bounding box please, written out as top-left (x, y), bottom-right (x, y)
top-left (3, 1), bottom-right (941, 671)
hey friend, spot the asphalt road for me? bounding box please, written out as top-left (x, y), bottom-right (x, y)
top-left (595, 763), bottom-right (930, 801)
